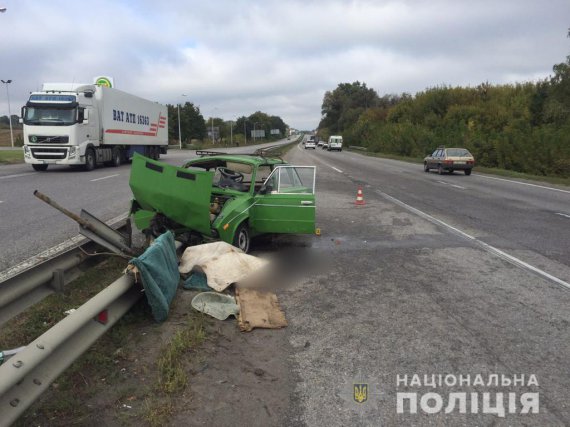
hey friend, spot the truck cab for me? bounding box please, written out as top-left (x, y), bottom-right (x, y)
top-left (22, 86), bottom-right (98, 171)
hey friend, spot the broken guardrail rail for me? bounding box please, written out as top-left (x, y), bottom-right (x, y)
top-left (0, 191), bottom-right (136, 327)
top-left (0, 191), bottom-right (147, 426)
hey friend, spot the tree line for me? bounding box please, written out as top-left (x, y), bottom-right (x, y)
top-left (319, 56), bottom-right (570, 178)
top-left (0, 115), bottom-right (21, 129)
top-left (167, 103), bottom-right (287, 146)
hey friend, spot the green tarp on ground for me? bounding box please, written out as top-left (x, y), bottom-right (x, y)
top-left (130, 231), bottom-right (179, 322)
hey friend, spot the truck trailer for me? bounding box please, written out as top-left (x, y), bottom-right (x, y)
top-left (21, 83), bottom-right (168, 171)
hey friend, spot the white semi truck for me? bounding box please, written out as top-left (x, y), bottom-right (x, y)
top-left (21, 83), bottom-right (168, 171)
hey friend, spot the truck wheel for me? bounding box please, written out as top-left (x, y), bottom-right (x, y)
top-left (32, 164), bottom-right (48, 171)
top-left (233, 223), bottom-right (250, 253)
top-left (85, 149), bottom-right (96, 171)
top-left (154, 146), bottom-right (160, 160)
top-left (111, 147), bottom-right (121, 167)
top-left (464, 169), bottom-right (472, 176)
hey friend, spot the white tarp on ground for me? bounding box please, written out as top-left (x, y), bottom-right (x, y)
top-left (178, 242), bottom-right (269, 292)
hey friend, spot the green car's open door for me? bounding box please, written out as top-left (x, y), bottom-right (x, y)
top-left (129, 153), bottom-right (214, 235)
top-left (250, 165), bottom-right (316, 234)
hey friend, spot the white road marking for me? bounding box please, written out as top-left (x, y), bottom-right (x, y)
top-left (555, 212), bottom-right (570, 219)
top-left (476, 174), bottom-right (570, 194)
top-left (90, 174), bottom-right (119, 182)
top-left (375, 188), bottom-right (570, 291)
top-left (437, 180), bottom-right (465, 190)
top-left (0, 201), bottom-right (3, 204)
top-left (297, 143), bottom-right (344, 173)
top-left (0, 211), bottom-right (130, 282)
top-left (0, 172), bottom-right (38, 180)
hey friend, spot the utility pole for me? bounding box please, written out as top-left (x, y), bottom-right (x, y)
top-left (1, 79), bottom-right (14, 148)
top-left (177, 94), bottom-right (187, 149)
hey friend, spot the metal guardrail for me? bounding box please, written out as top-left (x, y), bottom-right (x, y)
top-left (0, 214), bottom-right (130, 327)
top-left (0, 273), bottom-right (142, 426)
top-left (0, 219), bottom-right (183, 426)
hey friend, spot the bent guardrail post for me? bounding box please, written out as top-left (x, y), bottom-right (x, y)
top-left (0, 273), bottom-right (141, 427)
top-left (33, 190), bottom-right (135, 256)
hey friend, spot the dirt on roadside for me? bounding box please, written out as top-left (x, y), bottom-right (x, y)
top-left (89, 287), bottom-right (294, 427)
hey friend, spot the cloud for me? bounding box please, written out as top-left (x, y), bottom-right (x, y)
top-left (0, 0), bottom-right (568, 129)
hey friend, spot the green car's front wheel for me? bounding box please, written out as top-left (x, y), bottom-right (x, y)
top-left (233, 223), bottom-right (250, 253)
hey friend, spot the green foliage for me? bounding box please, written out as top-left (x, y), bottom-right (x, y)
top-left (320, 56), bottom-right (570, 178)
top-left (320, 81), bottom-right (380, 133)
top-left (167, 102), bottom-right (207, 144)
top-left (233, 111), bottom-right (288, 140)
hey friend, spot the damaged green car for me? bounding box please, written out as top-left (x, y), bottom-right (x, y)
top-left (129, 151), bottom-right (316, 252)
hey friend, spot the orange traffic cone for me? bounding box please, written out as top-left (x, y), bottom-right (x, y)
top-left (355, 187), bottom-right (366, 205)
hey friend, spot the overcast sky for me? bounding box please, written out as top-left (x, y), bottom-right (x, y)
top-left (0, 0), bottom-right (568, 130)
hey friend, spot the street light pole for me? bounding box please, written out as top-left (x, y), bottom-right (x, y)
top-left (230, 121), bottom-right (233, 146)
top-left (211, 107), bottom-right (218, 145)
top-left (244, 120), bottom-right (247, 145)
top-left (1, 79), bottom-right (14, 148)
top-left (177, 94), bottom-right (186, 150)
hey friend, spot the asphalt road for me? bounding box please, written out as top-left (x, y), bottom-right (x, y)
top-left (2, 139), bottom-right (569, 425)
top-left (274, 143), bottom-right (569, 426)
top-left (0, 139), bottom-right (293, 272)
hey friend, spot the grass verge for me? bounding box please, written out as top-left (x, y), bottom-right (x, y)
top-left (0, 149), bottom-right (24, 165)
top-left (2, 255), bottom-right (210, 426)
top-left (0, 257), bottom-right (148, 425)
top-left (346, 147), bottom-right (570, 187)
top-left (143, 311), bottom-right (207, 426)
top-left (156, 313), bottom-right (206, 394)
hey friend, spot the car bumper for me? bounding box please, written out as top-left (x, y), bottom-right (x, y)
top-left (446, 164), bottom-right (473, 170)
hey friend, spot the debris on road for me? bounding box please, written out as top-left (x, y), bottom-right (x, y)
top-left (182, 271), bottom-right (212, 291)
top-left (191, 292), bottom-right (240, 320)
top-left (128, 231), bottom-right (179, 322)
top-left (179, 241), bottom-right (269, 292)
top-left (236, 288), bottom-right (287, 332)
